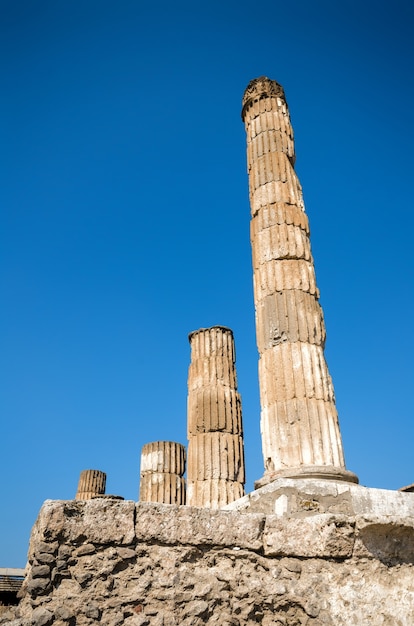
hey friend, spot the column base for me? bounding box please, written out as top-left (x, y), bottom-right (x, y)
top-left (254, 465), bottom-right (359, 489)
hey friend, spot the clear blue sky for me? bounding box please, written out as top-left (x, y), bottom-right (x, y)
top-left (1, 0), bottom-right (413, 566)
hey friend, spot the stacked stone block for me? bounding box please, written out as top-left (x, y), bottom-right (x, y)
top-left (139, 441), bottom-right (186, 504)
top-left (12, 499), bottom-right (414, 626)
top-left (187, 326), bottom-right (245, 508)
top-left (242, 77), bottom-right (357, 485)
top-left (75, 469), bottom-right (106, 500)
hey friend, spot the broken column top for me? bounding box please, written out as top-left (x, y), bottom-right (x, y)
top-left (188, 325), bottom-right (233, 342)
top-left (241, 76), bottom-right (286, 121)
top-left (188, 326), bottom-right (236, 362)
top-left (75, 469), bottom-right (106, 500)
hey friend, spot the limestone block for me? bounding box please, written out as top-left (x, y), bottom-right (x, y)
top-left (226, 480), bottom-right (413, 519)
top-left (350, 486), bottom-right (414, 516)
top-left (354, 515), bottom-right (414, 563)
top-left (75, 469), bottom-right (106, 500)
top-left (135, 502), bottom-right (264, 550)
top-left (263, 514), bottom-right (355, 558)
top-left (30, 499), bottom-right (136, 548)
top-left (186, 479), bottom-right (245, 509)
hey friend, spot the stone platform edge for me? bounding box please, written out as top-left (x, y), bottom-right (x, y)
top-left (28, 497), bottom-right (414, 564)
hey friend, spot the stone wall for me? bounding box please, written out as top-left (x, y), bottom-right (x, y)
top-left (3, 499), bottom-right (414, 625)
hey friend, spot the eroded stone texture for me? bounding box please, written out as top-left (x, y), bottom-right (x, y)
top-left (135, 502), bottom-right (265, 550)
top-left (225, 477), bottom-right (414, 518)
top-left (242, 77), bottom-right (357, 486)
top-left (139, 441), bottom-right (186, 505)
top-left (6, 500), bottom-right (414, 626)
top-left (187, 326), bottom-right (245, 508)
top-left (75, 469), bottom-right (106, 500)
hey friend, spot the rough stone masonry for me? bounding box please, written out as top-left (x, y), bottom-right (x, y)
top-left (2, 499), bottom-right (414, 625)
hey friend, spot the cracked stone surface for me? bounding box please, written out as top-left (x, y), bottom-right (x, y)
top-left (2, 499), bottom-right (414, 625)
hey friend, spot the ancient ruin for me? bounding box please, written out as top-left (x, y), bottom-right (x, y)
top-left (187, 326), bottom-right (245, 508)
top-left (75, 470), bottom-right (106, 501)
top-left (1, 77), bottom-right (413, 626)
top-left (242, 77), bottom-right (357, 487)
top-left (139, 441), bottom-right (186, 505)
top-left (3, 498), bottom-right (412, 626)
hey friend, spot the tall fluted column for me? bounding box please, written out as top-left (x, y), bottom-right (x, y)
top-left (75, 469), bottom-right (106, 500)
top-left (139, 441), bottom-right (186, 504)
top-left (187, 326), bottom-right (245, 508)
top-left (242, 77), bottom-right (357, 486)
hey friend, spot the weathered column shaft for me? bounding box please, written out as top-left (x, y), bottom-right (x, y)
top-left (186, 479), bottom-right (244, 509)
top-left (187, 433), bottom-right (245, 481)
top-left (242, 77), bottom-right (357, 485)
top-left (139, 441), bottom-right (186, 505)
top-left (75, 469), bottom-right (106, 500)
top-left (187, 326), bottom-right (245, 508)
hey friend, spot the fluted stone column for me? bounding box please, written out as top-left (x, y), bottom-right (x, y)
top-left (139, 441), bottom-right (186, 504)
top-left (75, 469), bottom-right (106, 500)
top-left (187, 326), bottom-right (245, 508)
top-left (242, 77), bottom-right (357, 486)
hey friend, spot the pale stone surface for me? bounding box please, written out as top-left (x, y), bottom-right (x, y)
top-left (242, 77), bottom-right (356, 484)
top-left (140, 441), bottom-right (186, 475)
top-left (186, 478), bottom-right (245, 510)
top-left (255, 290), bottom-right (326, 351)
top-left (224, 477), bottom-right (414, 518)
top-left (139, 472), bottom-right (186, 505)
top-left (263, 514), bottom-right (355, 558)
top-left (135, 502), bottom-right (264, 550)
top-left (75, 469), bottom-right (106, 500)
top-left (187, 433), bottom-right (244, 481)
top-left (354, 515), bottom-right (414, 563)
top-left (187, 326), bottom-right (245, 507)
top-left (5, 499), bottom-right (414, 626)
top-left (30, 499), bottom-right (136, 547)
top-left (139, 441), bottom-right (186, 505)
